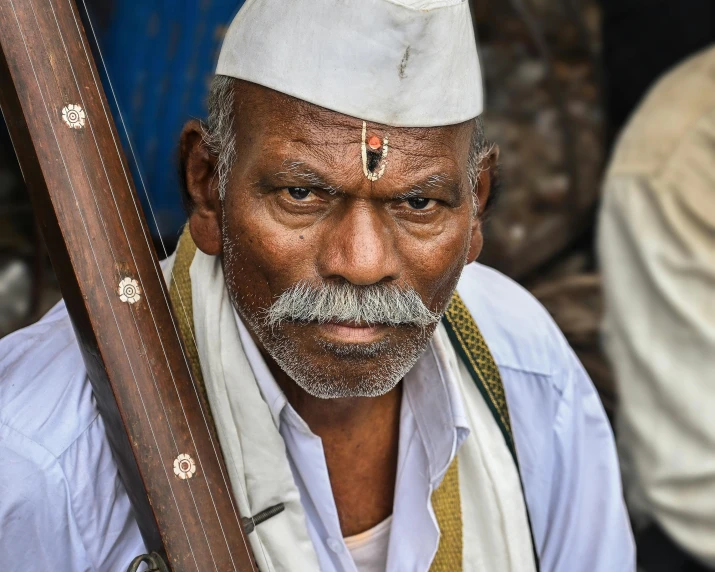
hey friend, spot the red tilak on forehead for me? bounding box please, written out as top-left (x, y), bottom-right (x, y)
top-left (361, 121), bottom-right (389, 181)
top-left (367, 135), bottom-right (382, 150)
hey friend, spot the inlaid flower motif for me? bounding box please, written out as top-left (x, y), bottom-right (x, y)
top-left (61, 104), bottom-right (85, 129)
top-left (118, 277), bottom-right (141, 304)
top-left (173, 453), bottom-right (197, 480)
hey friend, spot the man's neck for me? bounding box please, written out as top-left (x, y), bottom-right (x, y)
top-left (263, 353), bottom-right (402, 537)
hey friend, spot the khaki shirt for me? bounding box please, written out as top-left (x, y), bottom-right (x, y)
top-left (598, 44), bottom-right (715, 565)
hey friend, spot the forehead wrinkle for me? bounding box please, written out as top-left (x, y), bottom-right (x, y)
top-left (236, 91), bottom-right (360, 147)
top-left (385, 135), bottom-right (464, 170)
top-left (388, 139), bottom-right (462, 162)
top-left (260, 119), bottom-right (360, 157)
top-left (288, 99), bottom-right (364, 138)
top-left (278, 133), bottom-right (357, 148)
top-left (390, 150), bottom-right (464, 185)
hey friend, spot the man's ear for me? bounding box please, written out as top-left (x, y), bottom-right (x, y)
top-left (180, 119), bottom-right (223, 255)
top-left (466, 144), bottom-right (500, 264)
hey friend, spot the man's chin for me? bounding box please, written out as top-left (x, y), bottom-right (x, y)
top-left (285, 362), bottom-right (405, 399)
top-left (265, 330), bottom-right (434, 399)
top-left (316, 337), bottom-right (390, 359)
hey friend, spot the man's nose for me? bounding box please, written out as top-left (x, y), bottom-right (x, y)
top-left (317, 202), bottom-right (401, 286)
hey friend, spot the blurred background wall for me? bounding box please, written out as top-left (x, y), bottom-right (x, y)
top-left (1, 0), bottom-right (713, 421)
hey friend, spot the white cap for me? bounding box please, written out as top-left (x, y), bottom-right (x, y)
top-left (216, 0), bottom-right (483, 127)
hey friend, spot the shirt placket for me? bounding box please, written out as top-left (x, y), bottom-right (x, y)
top-left (280, 406), bottom-right (359, 572)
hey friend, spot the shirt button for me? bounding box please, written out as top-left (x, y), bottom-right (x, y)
top-left (326, 537), bottom-right (344, 554)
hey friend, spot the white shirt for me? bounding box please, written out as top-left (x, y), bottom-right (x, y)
top-left (235, 309), bottom-right (469, 571)
top-left (598, 45), bottom-right (715, 565)
top-left (0, 262), bottom-right (635, 571)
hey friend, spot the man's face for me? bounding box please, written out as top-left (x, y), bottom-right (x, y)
top-left (186, 81), bottom-right (487, 399)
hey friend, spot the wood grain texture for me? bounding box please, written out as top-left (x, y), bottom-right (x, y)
top-left (0, 0), bottom-right (256, 569)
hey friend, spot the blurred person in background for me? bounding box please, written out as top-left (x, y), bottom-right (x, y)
top-left (598, 45), bottom-right (715, 572)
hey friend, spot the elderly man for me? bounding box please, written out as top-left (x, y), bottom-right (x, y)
top-left (0, 1), bottom-right (634, 570)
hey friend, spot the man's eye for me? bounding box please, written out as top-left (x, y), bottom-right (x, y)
top-left (406, 197), bottom-right (434, 210)
top-left (287, 187), bottom-right (312, 200)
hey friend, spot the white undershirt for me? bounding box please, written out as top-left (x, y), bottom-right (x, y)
top-left (344, 516), bottom-right (392, 572)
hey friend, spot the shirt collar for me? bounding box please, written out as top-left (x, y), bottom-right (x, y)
top-left (234, 311), bottom-right (470, 481)
top-left (234, 310), bottom-right (288, 428)
top-left (403, 328), bottom-right (471, 485)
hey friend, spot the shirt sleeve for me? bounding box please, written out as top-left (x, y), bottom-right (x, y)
top-left (0, 415), bottom-right (146, 572)
top-left (537, 347), bottom-right (636, 572)
top-left (598, 170), bottom-right (715, 565)
top-left (0, 423), bottom-right (94, 572)
top-left (458, 263), bottom-right (636, 570)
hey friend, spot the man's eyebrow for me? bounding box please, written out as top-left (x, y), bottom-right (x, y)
top-left (395, 173), bottom-right (459, 200)
top-left (270, 160), bottom-right (342, 194)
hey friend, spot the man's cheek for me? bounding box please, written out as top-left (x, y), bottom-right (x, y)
top-left (408, 239), bottom-right (469, 308)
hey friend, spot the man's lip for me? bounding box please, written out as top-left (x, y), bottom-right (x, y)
top-left (315, 321), bottom-right (388, 343)
top-left (324, 320), bottom-right (374, 328)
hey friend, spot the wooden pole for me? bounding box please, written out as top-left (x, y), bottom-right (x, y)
top-left (0, 0), bottom-right (256, 569)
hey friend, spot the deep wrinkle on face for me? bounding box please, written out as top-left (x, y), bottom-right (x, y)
top-left (212, 82), bottom-right (482, 398)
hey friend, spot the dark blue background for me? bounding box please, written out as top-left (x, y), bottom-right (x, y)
top-left (89, 1), bottom-right (245, 242)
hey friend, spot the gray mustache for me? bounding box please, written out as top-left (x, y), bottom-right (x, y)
top-left (264, 280), bottom-right (441, 328)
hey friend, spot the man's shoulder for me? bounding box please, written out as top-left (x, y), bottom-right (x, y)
top-left (607, 45), bottom-right (715, 179)
top-left (457, 263), bottom-right (571, 383)
top-left (0, 302), bottom-right (97, 458)
top-left (0, 304), bottom-right (145, 570)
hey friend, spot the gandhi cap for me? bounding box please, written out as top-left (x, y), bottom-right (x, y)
top-left (216, 0), bottom-right (483, 127)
